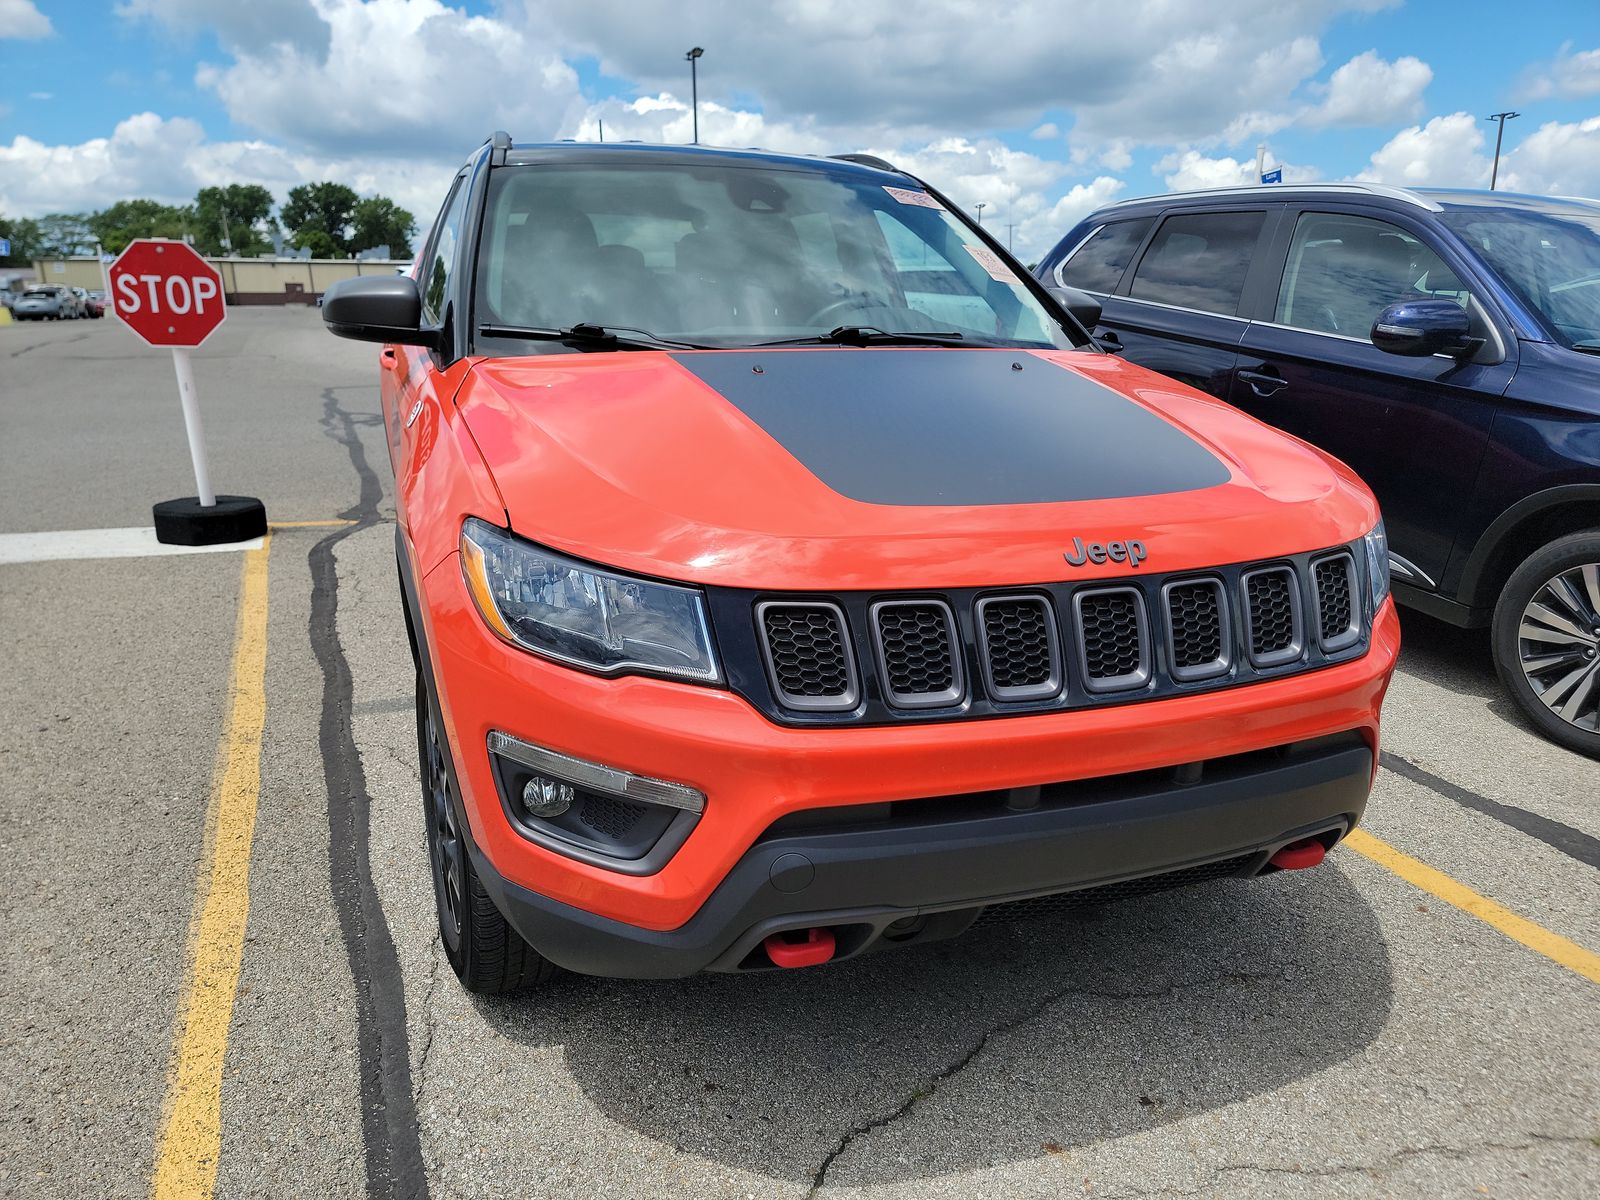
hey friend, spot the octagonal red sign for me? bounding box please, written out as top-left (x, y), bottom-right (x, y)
top-left (108, 239), bottom-right (227, 348)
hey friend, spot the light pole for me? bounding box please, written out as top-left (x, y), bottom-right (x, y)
top-left (1005, 222), bottom-right (1017, 252)
top-left (686, 47), bottom-right (704, 144)
top-left (1486, 111), bottom-right (1519, 190)
top-left (974, 202), bottom-right (986, 225)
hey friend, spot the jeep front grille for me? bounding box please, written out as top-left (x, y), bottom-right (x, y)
top-left (756, 601), bottom-right (858, 711)
top-left (977, 595), bottom-right (1061, 701)
top-left (736, 543), bottom-right (1368, 724)
top-left (1074, 587), bottom-right (1149, 691)
top-left (1242, 566), bottom-right (1303, 668)
top-left (1163, 578), bottom-right (1229, 681)
top-left (1311, 552), bottom-right (1360, 652)
top-left (871, 600), bottom-right (964, 708)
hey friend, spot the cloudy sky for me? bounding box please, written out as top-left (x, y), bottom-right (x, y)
top-left (1, 0), bottom-right (1598, 257)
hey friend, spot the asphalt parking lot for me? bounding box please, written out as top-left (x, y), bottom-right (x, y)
top-left (1, 308), bottom-right (1596, 1199)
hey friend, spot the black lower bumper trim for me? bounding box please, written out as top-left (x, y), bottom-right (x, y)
top-left (470, 736), bottom-right (1373, 978)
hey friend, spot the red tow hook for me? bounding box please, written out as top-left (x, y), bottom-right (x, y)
top-left (763, 927), bottom-right (837, 969)
top-left (1269, 838), bottom-right (1327, 871)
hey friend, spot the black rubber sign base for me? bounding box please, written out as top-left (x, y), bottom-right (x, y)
top-left (153, 495), bottom-right (268, 546)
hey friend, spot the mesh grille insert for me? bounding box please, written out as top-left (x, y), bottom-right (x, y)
top-left (980, 597), bottom-right (1056, 695)
top-left (760, 604), bottom-right (853, 705)
top-left (1245, 568), bottom-right (1299, 663)
top-left (1077, 589), bottom-right (1145, 684)
top-left (577, 795), bottom-right (649, 840)
top-left (1166, 580), bottom-right (1225, 671)
top-left (975, 853), bottom-right (1256, 924)
top-left (1313, 555), bottom-right (1356, 648)
top-left (875, 602), bottom-right (959, 703)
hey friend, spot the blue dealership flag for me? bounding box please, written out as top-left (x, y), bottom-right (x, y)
top-left (0, 237), bottom-right (10, 256)
top-left (1261, 168), bottom-right (1283, 184)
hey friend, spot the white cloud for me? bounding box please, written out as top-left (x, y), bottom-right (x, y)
top-left (0, 113), bottom-right (455, 221)
top-left (192, 0), bottom-right (583, 158)
top-left (1518, 42), bottom-right (1600, 102)
top-left (1158, 149), bottom-right (1318, 191)
top-left (1353, 112), bottom-right (1491, 187)
top-left (28, 91), bottom-right (52, 100)
top-left (1499, 117), bottom-right (1600, 198)
top-left (0, 0), bottom-right (51, 39)
top-left (1017, 177), bottom-right (1126, 259)
top-left (116, 0), bottom-right (329, 54)
top-left (1030, 122), bottom-right (1059, 140)
top-left (1307, 50), bottom-right (1431, 125)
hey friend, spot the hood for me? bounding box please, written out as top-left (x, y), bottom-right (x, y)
top-left (456, 347), bottom-right (1377, 590)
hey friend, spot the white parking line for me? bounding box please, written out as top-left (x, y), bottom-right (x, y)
top-left (0, 527), bottom-right (264, 565)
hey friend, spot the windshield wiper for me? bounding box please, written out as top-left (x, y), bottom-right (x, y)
top-left (477, 322), bottom-right (711, 351)
top-left (1571, 340), bottom-right (1600, 356)
top-left (752, 325), bottom-right (969, 348)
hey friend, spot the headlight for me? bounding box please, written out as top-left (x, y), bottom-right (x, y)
top-left (1362, 518), bottom-right (1390, 613)
top-left (460, 519), bottom-right (721, 683)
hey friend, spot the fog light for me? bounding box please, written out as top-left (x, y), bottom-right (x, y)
top-left (522, 775), bottom-right (575, 819)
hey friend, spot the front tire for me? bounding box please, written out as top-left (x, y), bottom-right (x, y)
top-left (416, 668), bottom-right (557, 993)
top-left (1492, 532), bottom-right (1600, 759)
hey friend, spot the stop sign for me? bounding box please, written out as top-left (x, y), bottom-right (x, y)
top-left (109, 239), bottom-right (227, 347)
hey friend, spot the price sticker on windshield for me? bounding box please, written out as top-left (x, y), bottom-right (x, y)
top-left (962, 243), bottom-right (1014, 282)
top-left (883, 186), bottom-right (943, 209)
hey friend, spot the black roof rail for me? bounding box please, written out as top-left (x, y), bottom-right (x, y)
top-left (830, 152), bottom-right (900, 173)
top-left (487, 130), bottom-right (512, 165)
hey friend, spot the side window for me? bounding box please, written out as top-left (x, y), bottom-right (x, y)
top-left (1056, 218), bottom-right (1152, 293)
top-left (1276, 212), bottom-right (1470, 338)
top-left (1128, 211), bottom-right (1265, 316)
top-left (421, 175), bottom-right (469, 326)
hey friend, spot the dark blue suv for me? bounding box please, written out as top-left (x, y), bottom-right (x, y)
top-left (1037, 184), bottom-right (1600, 757)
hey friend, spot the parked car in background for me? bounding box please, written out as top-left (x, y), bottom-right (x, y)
top-left (1037, 185), bottom-right (1600, 758)
top-left (318, 136), bottom-right (1397, 993)
top-left (76, 287), bottom-right (105, 318)
top-left (11, 285), bottom-right (75, 320)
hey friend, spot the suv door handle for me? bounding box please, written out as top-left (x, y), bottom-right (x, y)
top-left (1238, 369), bottom-right (1288, 397)
top-left (1096, 329), bottom-right (1122, 351)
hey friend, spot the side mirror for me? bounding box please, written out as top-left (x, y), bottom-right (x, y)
top-left (1047, 285), bottom-right (1103, 332)
top-left (1370, 299), bottom-right (1476, 359)
top-left (321, 275), bottom-right (433, 347)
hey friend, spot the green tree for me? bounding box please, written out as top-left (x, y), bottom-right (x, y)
top-left (86, 199), bottom-right (192, 254)
top-left (350, 196), bottom-right (415, 258)
top-left (0, 214), bottom-right (44, 266)
top-left (282, 181), bottom-right (359, 257)
top-left (193, 184), bottom-right (276, 257)
top-left (35, 213), bottom-right (97, 257)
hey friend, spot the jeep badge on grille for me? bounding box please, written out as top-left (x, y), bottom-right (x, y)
top-left (1065, 538), bottom-right (1148, 568)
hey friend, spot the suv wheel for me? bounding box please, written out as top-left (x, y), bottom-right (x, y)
top-left (1492, 532), bottom-right (1600, 759)
top-left (416, 668), bottom-right (557, 993)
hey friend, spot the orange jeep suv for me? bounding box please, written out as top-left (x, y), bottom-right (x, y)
top-left (322, 134), bottom-right (1399, 992)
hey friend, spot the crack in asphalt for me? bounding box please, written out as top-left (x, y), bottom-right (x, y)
top-left (804, 970), bottom-right (1289, 1197)
top-left (1379, 751), bottom-right (1600, 870)
top-left (7, 330), bottom-right (89, 357)
top-left (310, 385), bottom-right (430, 1200)
top-left (1095, 1132), bottom-right (1598, 1199)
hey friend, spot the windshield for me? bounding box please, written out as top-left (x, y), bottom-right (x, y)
top-left (472, 162), bottom-right (1076, 351)
top-left (1443, 207), bottom-right (1600, 348)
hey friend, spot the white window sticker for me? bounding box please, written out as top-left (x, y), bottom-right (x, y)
top-left (883, 186), bottom-right (943, 210)
top-left (963, 243), bottom-right (1013, 282)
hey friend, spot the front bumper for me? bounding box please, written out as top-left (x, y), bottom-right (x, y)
top-left (470, 731), bottom-right (1371, 976)
top-left (419, 549), bottom-right (1400, 941)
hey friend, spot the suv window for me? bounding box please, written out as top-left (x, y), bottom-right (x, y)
top-left (421, 174), bottom-right (469, 326)
top-left (1128, 211), bottom-right (1265, 316)
top-left (1276, 212), bottom-right (1468, 338)
top-left (1057, 218), bottom-right (1152, 293)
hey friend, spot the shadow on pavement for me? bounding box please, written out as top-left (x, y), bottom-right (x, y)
top-left (1392, 610), bottom-right (1542, 736)
top-left (471, 866), bottom-right (1391, 1186)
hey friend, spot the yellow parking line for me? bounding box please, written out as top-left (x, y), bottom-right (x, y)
top-left (269, 519), bottom-right (358, 529)
top-left (1345, 828), bottom-right (1600, 986)
top-left (151, 532), bottom-right (272, 1198)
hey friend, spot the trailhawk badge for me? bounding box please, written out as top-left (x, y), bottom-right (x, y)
top-left (1064, 537), bottom-right (1148, 568)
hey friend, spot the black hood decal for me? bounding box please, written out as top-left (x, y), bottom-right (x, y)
top-left (671, 349), bottom-right (1231, 507)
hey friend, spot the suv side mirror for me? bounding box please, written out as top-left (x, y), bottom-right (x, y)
top-left (322, 275), bottom-right (434, 347)
top-left (1047, 285), bottom-right (1103, 332)
top-left (1370, 299), bottom-right (1477, 359)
